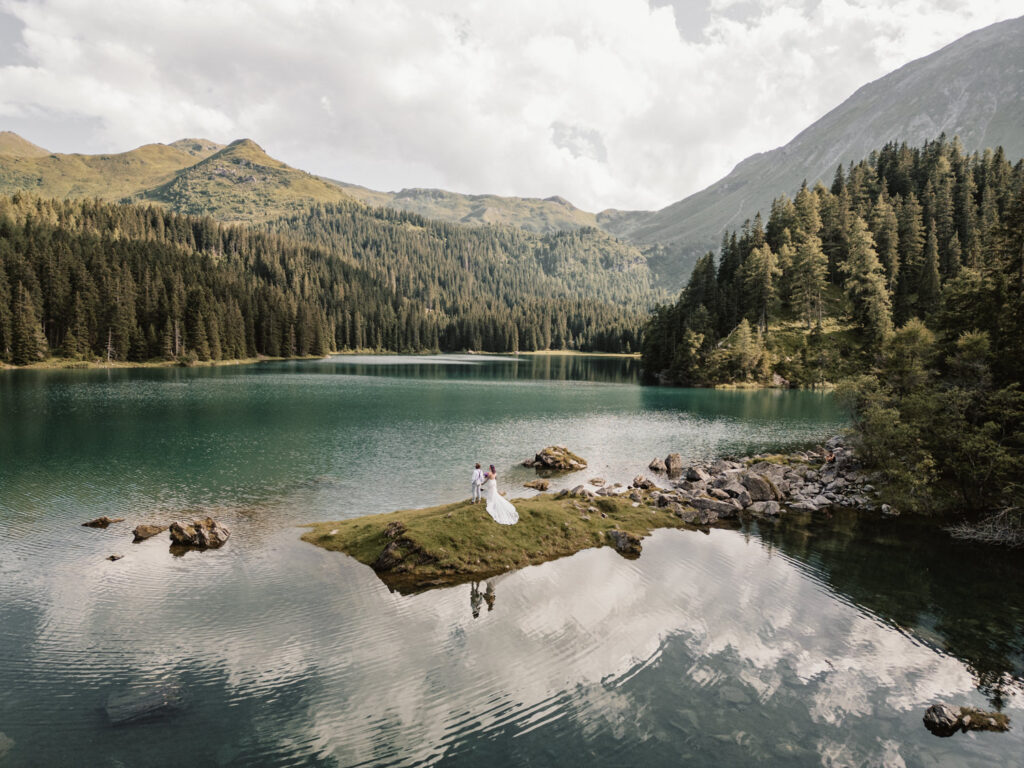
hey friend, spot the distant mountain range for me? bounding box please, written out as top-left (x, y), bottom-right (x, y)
top-left (1, 14), bottom-right (1022, 286)
top-left (598, 14), bottom-right (1024, 280)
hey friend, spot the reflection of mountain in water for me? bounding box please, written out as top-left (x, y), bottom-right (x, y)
top-left (750, 510), bottom-right (1024, 708)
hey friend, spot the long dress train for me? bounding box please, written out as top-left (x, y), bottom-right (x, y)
top-left (483, 478), bottom-right (519, 525)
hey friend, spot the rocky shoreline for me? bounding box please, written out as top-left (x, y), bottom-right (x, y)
top-left (618, 434), bottom-right (890, 525)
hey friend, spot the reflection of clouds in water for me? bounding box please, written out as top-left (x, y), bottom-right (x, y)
top-left (12, 525), bottom-right (1002, 767)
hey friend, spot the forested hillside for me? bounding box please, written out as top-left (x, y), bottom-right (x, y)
top-left (643, 136), bottom-right (1024, 516)
top-left (0, 195), bottom-right (653, 367)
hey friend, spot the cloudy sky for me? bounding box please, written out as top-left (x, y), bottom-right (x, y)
top-left (0, 1), bottom-right (1020, 211)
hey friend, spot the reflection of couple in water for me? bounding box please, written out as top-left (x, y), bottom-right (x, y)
top-left (470, 580), bottom-right (496, 618)
top-left (471, 463), bottom-right (518, 525)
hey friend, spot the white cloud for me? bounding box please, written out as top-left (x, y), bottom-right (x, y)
top-left (0, 0), bottom-right (1020, 210)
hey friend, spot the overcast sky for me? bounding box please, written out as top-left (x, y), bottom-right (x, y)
top-left (0, 1), bottom-right (1020, 211)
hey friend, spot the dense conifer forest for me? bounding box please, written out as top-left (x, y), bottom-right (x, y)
top-left (0, 195), bottom-right (657, 367)
top-left (643, 136), bottom-right (1024, 519)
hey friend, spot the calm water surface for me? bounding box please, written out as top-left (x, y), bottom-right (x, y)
top-left (0, 354), bottom-right (1021, 767)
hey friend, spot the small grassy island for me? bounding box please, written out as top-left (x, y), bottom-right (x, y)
top-left (303, 492), bottom-right (731, 593)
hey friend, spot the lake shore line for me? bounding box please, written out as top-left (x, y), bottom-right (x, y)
top-left (0, 353), bottom-right (329, 372)
top-left (304, 436), bottom-right (882, 593)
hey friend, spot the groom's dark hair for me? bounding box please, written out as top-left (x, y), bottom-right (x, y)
top-left (475, 463), bottom-right (481, 468)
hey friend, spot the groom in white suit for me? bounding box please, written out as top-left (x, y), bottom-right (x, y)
top-left (471, 463), bottom-right (485, 503)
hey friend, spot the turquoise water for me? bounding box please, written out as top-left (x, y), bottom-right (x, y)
top-left (0, 354), bottom-right (1020, 766)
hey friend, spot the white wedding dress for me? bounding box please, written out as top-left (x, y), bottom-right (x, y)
top-left (483, 477), bottom-right (519, 525)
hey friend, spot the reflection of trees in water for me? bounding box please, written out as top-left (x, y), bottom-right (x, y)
top-left (470, 581), bottom-right (497, 619)
top-left (752, 510), bottom-right (1024, 709)
top-left (319, 355), bottom-right (640, 384)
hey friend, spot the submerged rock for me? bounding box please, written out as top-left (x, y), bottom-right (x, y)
top-left (132, 524), bottom-right (168, 542)
top-left (168, 517), bottom-right (230, 549)
top-left (0, 732), bottom-right (13, 761)
top-left (106, 554), bottom-right (123, 561)
top-left (105, 682), bottom-right (185, 725)
top-left (606, 529), bottom-right (642, 558)
top-left (82, 516), bottom-right (125, 528)
top-left (523, 479), bottom-right (550, 491)
top-left (524, 445), bottom-right (587, 472)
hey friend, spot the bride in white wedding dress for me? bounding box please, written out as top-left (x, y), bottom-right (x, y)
top-left (483, 464), bottom-right (518, 525)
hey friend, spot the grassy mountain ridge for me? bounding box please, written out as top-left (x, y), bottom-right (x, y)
top-left (329, 181), bottom-right (601, 235)
top-left (137, 138), bottom-right (355, 222)
top-left (0, 131), bottom-right (50, 158)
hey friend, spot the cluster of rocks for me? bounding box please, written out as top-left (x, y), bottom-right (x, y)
top-left (645, 436), bottom-right (886, 520)
top-left (80, 514), bottom-right (230, 558)
top-left (523, 445), bottom-right (587, 472)
top-left (923, 703), bottom-right (1010, 737)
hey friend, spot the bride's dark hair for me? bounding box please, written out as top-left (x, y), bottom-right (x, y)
top-left (489, 464), bottom-right (496, 473)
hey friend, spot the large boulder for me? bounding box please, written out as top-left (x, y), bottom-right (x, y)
top-left (692, 496), bottom-right (741, 519)
top-left (82, 516), bottom-right (125, 528)
top-left (665, 453), bottom-right (684, 475)
top-left (923, 704), bottom-right (961, 737)
top-left (132, 524), bottom-right (168, 542)
top-left (524, 478), bottom-right (550, 491)
top-left (524, 446), bottom-right (587, 472)
top-left (606, 530), bottom-right (642, 558)
top-left (740, 473), bottom-right (777, 502)
top-left (168, 517), bottom-right (230, 549)
top-left (686, 466), bottom-right (712, 483)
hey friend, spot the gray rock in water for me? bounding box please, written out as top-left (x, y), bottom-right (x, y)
top-left (168, 517), bottom-right (230, 549)
top-left (923, 703), bottom-right (961, 737)
top-left (106, 554), bottom-right (123, 562)
top-left (649, 457), bottom-right (667, 473)
top-left (606, 529), bottom-right (642, 558)
top-left (881, 504), bottom-right (899, 517)
top-left (812, 495), bottom-right (832, 508)
top-left (692, 496), bottom-right (740, 519)
top-left (523, 478), bottom-right (550, 491)
top-left (588, 477), bottom-right (605, 486)
top-left (665, 453), bottom-right (684, 475)
top-left (674, 506), bottom-right (701, 524)
top-left (132, 524), bottom-right (168, 542)
top-left (82, 516), bottom-right (125, 528)
top-left (526, 445), bottom-right (588, 471)
top-left (106, 683), bottom-right (185, 725)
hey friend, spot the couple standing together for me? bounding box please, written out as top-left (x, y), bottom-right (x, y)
top-left (471, 463), bottom-right (519, 525)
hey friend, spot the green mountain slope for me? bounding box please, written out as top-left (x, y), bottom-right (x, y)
top-left (137, 139), bottom-right (355, 222)
top-left (330, 181), bottom-right (600, 235)
top-left (603, 14), bottom-right (1024, 285)
top-left (0, 137), bottom-right (223, 200)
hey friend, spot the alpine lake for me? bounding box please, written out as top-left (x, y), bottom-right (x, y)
top-left (1, 354), bottom-right (1022, 767)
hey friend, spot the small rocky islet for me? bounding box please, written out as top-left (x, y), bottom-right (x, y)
top-left (304, 436), bottom-right (890, 593)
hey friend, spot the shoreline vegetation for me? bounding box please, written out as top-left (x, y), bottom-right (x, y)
top-left (304, 437), bottom-right (887, 593)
